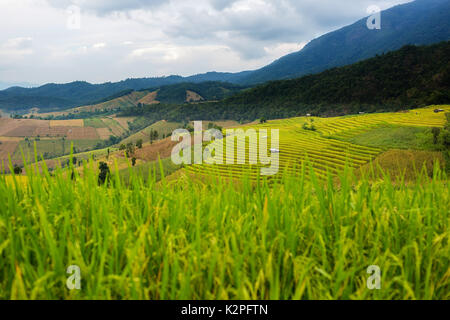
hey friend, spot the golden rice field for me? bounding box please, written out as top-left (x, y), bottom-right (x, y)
top-left (186, 106), bottom-right (450, 180)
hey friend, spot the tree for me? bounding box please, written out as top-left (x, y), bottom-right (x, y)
top-left (98, 162), bottom-right (110, 185)
top-left (260, 117), bottom-right (267, 124)
top-left (132, 157), bottom-right (137, 167)
top-left (13, 165), bottom-right (22, 175)
top-left (149, 129), bottom-right (154, 144)
top-left (119, 144), bottom-right (126, 151)
top-left (126, 142), bottom-right (135, 157)
top-left (136, 139), bottom-right (143, 149)
top-left (149, 130), bottom-right (159, 144)
top-left (62, 136), bottom-right (66, 155)
top-left (66, 157), bottom-right (77, 167)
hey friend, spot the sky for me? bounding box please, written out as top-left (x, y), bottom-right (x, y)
top-left (0, 0), bottom-right (412, 85)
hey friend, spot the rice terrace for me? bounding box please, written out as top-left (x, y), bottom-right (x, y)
top-left (0, 0), bottom-right (449, 307)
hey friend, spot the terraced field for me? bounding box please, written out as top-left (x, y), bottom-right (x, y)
top-left (186, 106), bottom-right (450, 181)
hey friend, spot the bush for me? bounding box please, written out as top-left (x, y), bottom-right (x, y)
top-left (13, 165), bottom-right (22, 175)
top-left (98, 162), bottom-right (110, 185)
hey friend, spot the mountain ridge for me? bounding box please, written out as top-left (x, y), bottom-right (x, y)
top-left (119, 42), bottom-right (450, 122)
top-left (1, 0), bottom-right (449, 112)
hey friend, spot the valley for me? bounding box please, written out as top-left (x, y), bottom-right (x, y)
top-left (0, 0), bottom-right (449, 302)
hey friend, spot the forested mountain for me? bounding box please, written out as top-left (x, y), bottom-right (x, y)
top-left (238, 0), bottom-right (450, 84)
top-left (120, 42), bottom-right (450, 121)
top-left (1, 0), bottom-right (449, 111)
top-left (0, 79), bottom-right (245, 113)
top-left (0, 77), bottom-right (186, 112)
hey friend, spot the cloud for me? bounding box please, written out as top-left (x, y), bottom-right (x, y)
top-left (0, 37), bottom-right (33, 57)
top-left (0, 0), bottom-right (412, 83)
top-left (46, 0), bottom-right (167, 15)
top-left (4, 37), bottom-right (33, 49)
top-left (209, 0), bottom-right (239, 11)
top-left (264, 42), bottom-right (307, 57)
top-left (92, 42), bottom-right (106, 49)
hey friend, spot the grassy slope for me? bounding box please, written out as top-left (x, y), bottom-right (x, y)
top-left (85, 91), bottom-right (148, 111)
top-left (358, 149), bottom-right (444, 182)
top-left (12, 139), bottom-right (101, 163)
top-left (336, 125), bottom-right (437, 150)
top-left (331, 123), bottom-right (445, 181)
top-left (119, 157), bottom-right (181, 184)
top-left (84, 118), bottom-right (107, 128)
top-left (121, 121), bottom-right (182, 145)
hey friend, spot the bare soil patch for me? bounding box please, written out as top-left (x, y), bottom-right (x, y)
top-left (186, 90), bottom-right (204, 103)
top-left (0, 119), bottom-right (49, 137)
top-left (50, 120), bottom-right (84, 127)
top-left (3, 126), bottom-right (38, 137)
top-left (96, 128), bottom-right (112, 140)
top-left (129, 138), bottom-right (179, 162)
top-left (113, 117), bottom-right (134, 130)
top-left (0, 141), bottom-right (19, 162)
top-left (138, 91), bottom-right (159, 105)
top-left (67, 127), bottom-right (99, 140)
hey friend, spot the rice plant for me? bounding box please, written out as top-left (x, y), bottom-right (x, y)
top-left (0, 156), bottom-right (448, 300)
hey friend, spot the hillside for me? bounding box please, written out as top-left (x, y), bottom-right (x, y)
top-left (0, 79), bottom-right (247, 113)
top-left (0, 78), bottom-right (184, 112)
top-left (239, 0), bottom-right (450, 84)
top-left (2, 0), bottom-right (449, 112)
top-left (154, 82), bottom-right (244, 104)
top-left (8, 82), bottom-right (245, 118)
top-left (1, 105), bottom-right (449, 300)
top-left (120, 42), bottom-right (450, 121)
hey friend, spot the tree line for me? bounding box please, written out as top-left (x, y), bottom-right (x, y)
top-left (119, 42), bottom-right (450, 122)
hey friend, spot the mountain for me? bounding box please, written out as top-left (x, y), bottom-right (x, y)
top-left (31, 82), bottom-right (246, 119)
top-left (120, 42), bottom-right (450, 121)
top-left (1, 0), bottom-right (449, 111)
top-left (0, 74), bottom-right (250, 112)
top-left (238, 0), bottom-right (450, 84)
top-left (0, 82), bottom-right (39, 90)
top-left (0, 77), bottom-right (185, 112)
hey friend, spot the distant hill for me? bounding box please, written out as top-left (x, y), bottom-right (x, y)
top-left (0, 80), bottom-right (245, 113)
top-left (1, 0), bottom-right (449, 111)
top-left (0, 82), bottom-right (39, 90)
top-left (34, 82), bottom-right (246, 118)
top-left (0, 78), bottom-right (186, 112)
top-left (120, 42), bottom-right (450, 121)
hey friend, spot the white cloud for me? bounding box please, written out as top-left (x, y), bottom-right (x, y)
top-left (92, 42), bottom-right (107, 49)
top-left (0, 0), bottom-right (412, 83)
top-left (264, 42), bottom-right (307, 57)
top-left (0, 37), bottom-right (34, 58)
